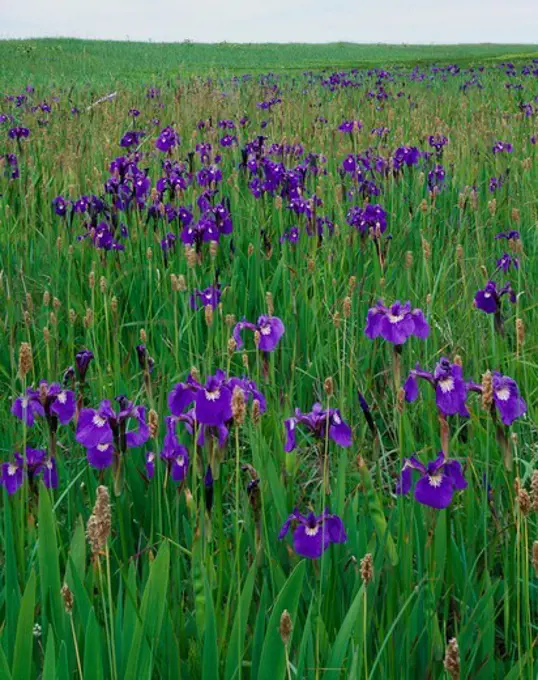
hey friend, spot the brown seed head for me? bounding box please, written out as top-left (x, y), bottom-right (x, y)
top-left (248, 243), bottom-right (255, 257)
top-left (86, 485), bottom-right (111, 556)
top-left (89, 271), bottom-right (95, 289)
top-left (348, 275), bottom-right (357, 293)
top-left (360, 553), bottom-right (374, 585)
top-left (232, 386), bottom-right (246, 425)
top-left (343, 296), bottom-right (352, 318)
top-left (205, 305), bottom-right (213, 327)
top-left (99, 276), bottom-right (107, 294)
top-left (481, 370), bottom-right (493, 410)
top-left (26, 291), bottom-right (34, 313)
top-left (252, 399), bottom-right (261, 425)
top-left (43, 290), bottom-right (51, 307)
top-left (422, 237), bottom-right (431, 261)
top-left (225, 313), bottom-right (236, 328)
top-left (61, 584), bottom-right (74, 614)
top-left (488, 198), bottom-right (496, 216)
top-left (265, 291), bottom-right (274, 317)
top-left (242, 352), bottom-right (249, 369)
top-left (228, 337), bottom-right (237, 356)
top-left (533, 541), bottom-right (538, 577)
top-left (516, 318), bottom-right (525, 351)
top-left (405, 251), bottom-right (413, 269)
top-left (140, 328), bottom-right (147, 344)
top-left (18, 342), bottom-right (33, 379)
top-left (443, 638), bottom-right (460, 680)
top-left (420, 198), bottom-right (428, 213)
top-left (307, 258), bottom-right (315, 273)
top-left (43, 327), bottom-right (50, 344)
top-left (148, 409), bottom-right (159, 439)
top-left (515, 478), bottom-right (531, 516)
top-left (111, 297), bottom-right (118, 314)
top-left (453, 355), bottom-right (462, 367)
top-left (279, 609), bottom-right (293, 646)
top-left (324, 376), bottom-right (334, 397)
top-left (190, 366), bottom-right (200, 383)
top-left (84, 308), bottom-right (93, 329)
top-left (69, 308), bottom-right (77, 324)
top-left (530, 470), bottom-right (538, 511)
top-left (333, 311), bottom-right (341, 329)
top-left (254, 330), bottom-right (261, 348)
top-left (511, 207), bottom-right (520, 224)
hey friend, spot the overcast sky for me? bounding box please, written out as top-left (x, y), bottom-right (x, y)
top-left (2, 0), bottom-right (538, 43)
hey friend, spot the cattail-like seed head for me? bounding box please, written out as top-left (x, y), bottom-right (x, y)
top-left (488, 198), bottom-right (496, 216)
top-left (170, 273), bottom-right (179, 291)
top-left (422, 237), bottom-right (431, 260)
top-left (177, 274), bottom-right (187, 292)
top-left (453, 355), bottom-right (462, 367)
top-left (86, 485), bottom-right (111, 556)
top-left (254, 330), bottom-right (261, 348)
top-left (397, 387), bottom-right (405, 413)
top-left (148, 409), bottom-right (159, 439)
top-left (18, 342), bottom-right (33, 379)
top-left (279, 610), bottom-right (293, 646)
top-left (248, 243), bottom-right (254, 257)
top-left (405, 251), bottom-right (413, 269)
top-left (275, 196), bottom-right (283, 210)
top-left (480, 265), bottom-right (488, 279)
top-left (307, 258), bottom-right (315, 273)
top-left (68, 245), bottom-right (74, 256)
top-left (24, 310), bottom-right (32, 326)
top-left (26, 291), bottom-right (34, 313)
top-left (232, 386), bottom-right (246, 425)
top-left (252, 399), bottom-right (261, 425)
top-left (84, 308), bottom-right (93, 329)
top-left (458, 192), bottom-right (466, 209)
top-left (443, 638), bottom-right (460, 680)
top-left (225, 313), bottom-right (236, 328)
top-left (61, 584), bottom-right (74, 614)
top-left (266, 291), bottom-right (274, 317)
top-left (99, 276), bottom-right (107, 294)
top-left (324, 376), bottom-right (334, 397)
top-left (343, 296), bottom-right (352, 318)
top-left (140, 328), bottom-right (147, 344)
top-left (190, 366), bottom-right (200, 384)
top-left (53, 297), bottom-right (61, 310)
top-left (420, 199), bottom-right (428, 213)
top-left (511, 207), bottom-right (520, 224)
top-left (186, 246), bottom-right (197, 268)
top-left (49, 312), bottom-right (57, 326)
top-left (146, 247), bottom-right (152, 261)
top-left (456, 244), bottom-right (464, 264)
top-left (69, 308), bottom-right (76, 324)
top-left (333, 311), bottom-right (341, 329)
top-left (43, 327), bottom-right (50, 343)
top-left (481, 370), bottom-right (493, 410)
top-left (228, 337), bottom-right (237, 356)
top-left (205, 305), bottom-right (213, 327)
top-left (111, 297), bottom-right (118, 314)
top-left (348, 275), bottom-right (357, 292)
top-left (426, 293), bottom-right (432, 305)
top-left (56, 236), bottom-right (63, 251)
top-left (43, 290), bottom-right (50, 307)
top-left (242, 352), bottom-right (249, 369)
top-left (515, 477), bottom-right (531, 516)
top-left (89, 271), bottom-right (95, 289)
top-left (360, 553), bottom-right (374, 585)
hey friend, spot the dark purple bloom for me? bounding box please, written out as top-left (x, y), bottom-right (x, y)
top-left (12, 383), bottom-right (75, 427)
top-left (1, 449), bottom-right (57, 494)
top-left (233, 315), bottom-right (285, 352)
top-left (168, 370), bottom-right (232, 427)
top-left (492, 141), bottom-right (513, 154)
top-left (52, 196), bottom-right (69, 217)
top-left (284, 403), bottom-right (352, 452)
top-left (495, 230), bottom-right (520, 242)
top-left (86, 443), bottom-right (115, 469)
top-left (404, 358), bottom-right (471, 417)
top-left (474, 280), bottom-right (516, 315)
top-left (190, 285), bottom-right (222, 310)
top-left (155, 126), bottom-right (180, 152)
top-left (8, 127), bottom-right (30, 140)
top-left (346, 204), bottom-right (387, 235)
top-left (365, 300), bottom-right (429, 344)
top-left (145, 452), bottom-right (155, 479)
top-left (160, 420), bottom-right (190, 482)
top-left (428, 134), bottom-right (448, 152)
top-left (1, 454), bottom-right (24, 494)
top-left (495, 253), bottom-right (519, 273)
top-left (75, 349), bottom-right (94, 382)
top-left (76, 398), bottom-right (149, 451)
top-left (427, 164), bottom-right (446, 193)
top-left (279, 508), bottom-right (347, 558)
top-left (120, 130), bottom-right (144, 148)
top-left (491, 372), bottom-right (527, 425)
top-left (338, 120), bottom-right (362, 133)
top-left (396, 451), bottom-right (467, 509)
top-left (136, 345), bottom-right (155, 373)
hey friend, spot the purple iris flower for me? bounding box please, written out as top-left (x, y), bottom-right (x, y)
top-left (495, 253), bottom-right (519, 273)
top-left (168, 370), bottom-right (232, 427)
top-left (155, 126), bottom-right (180, 152)
top-left (8, 127), bottom-right (30, 140)
top-left (1, 449), bottom-right (57, 494)
top-left (12, 382), bottom-right (75, 427)
top-left (279, 508), bottom-right (347, 558)
top-left (428, 134), bottom-right (448, 152)
top-left (495, 230), bottom-right (520, 242)
top-left (280, 226), bottom-right (300, 243)
top-left (120, 130), bottom-right (144, 148)
top-left (427, 164), bottom-right (445, 192)
top-left (346, 204), bottom-right (387, 235)
top-left (490, 372), bottom-right (527, 425)
top-left (160, 417), bottom-right (190, 482)
top-left (492, 141), bottom-right (513, 153)
top-left (190, 285), bottom-right (222, 310)
top-left (474, 281), bottom-right (516, 315)
top-left (52, 196), bottom-right (70, 217)
top-left (145, 452), bottom-right (155, 479)
top-left (284, 403), bottom-right (352, 452)
top-left (233, 315), bottom-right (285, 352)
top-left (75, 349), bottom-right (94, 382)
top-left (396, 451), bottom-right (467, 509)
top-left (404, 358), bottom-right (471, 417)
top-left (76, 397), bottom-right (149, 469)
top-left (338, 120), bottom-right (362, 132)
top-left (365, 301), bottom-right (429, 345)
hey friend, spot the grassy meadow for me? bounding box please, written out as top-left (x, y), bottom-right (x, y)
top-left (0, 39), bottom-right (537, 679)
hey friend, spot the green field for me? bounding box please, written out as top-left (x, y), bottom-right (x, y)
top-left (1, 39), bottom-right (538, 86)
top-left (0, 41), bottom-right (537, 679)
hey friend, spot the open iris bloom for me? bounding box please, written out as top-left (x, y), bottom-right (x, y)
top-left (233, 315), bottom-right (285, 353)
top-left (168, 371), bottom-right (266, 447)
top-left (469, 371), bottom-right (527, 426)
top-left (1, 449), bottom-right (58, 495)
top-left (76, 396), bottom-right (149, 494)
top-left (279, 508), bottom-right (347, 558)
top-left (12, 382), bottom-right (75, 428)
top-left (404, 358), bottom-right (471, 418)
top-left (474, 280), bottom-right (516, 335)
top-left (284, 403), bottom-right (352, 452)
top-left (396, 451), bottom-right (467, 509)
top-left (365, 301), bottom-right (429, 345)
